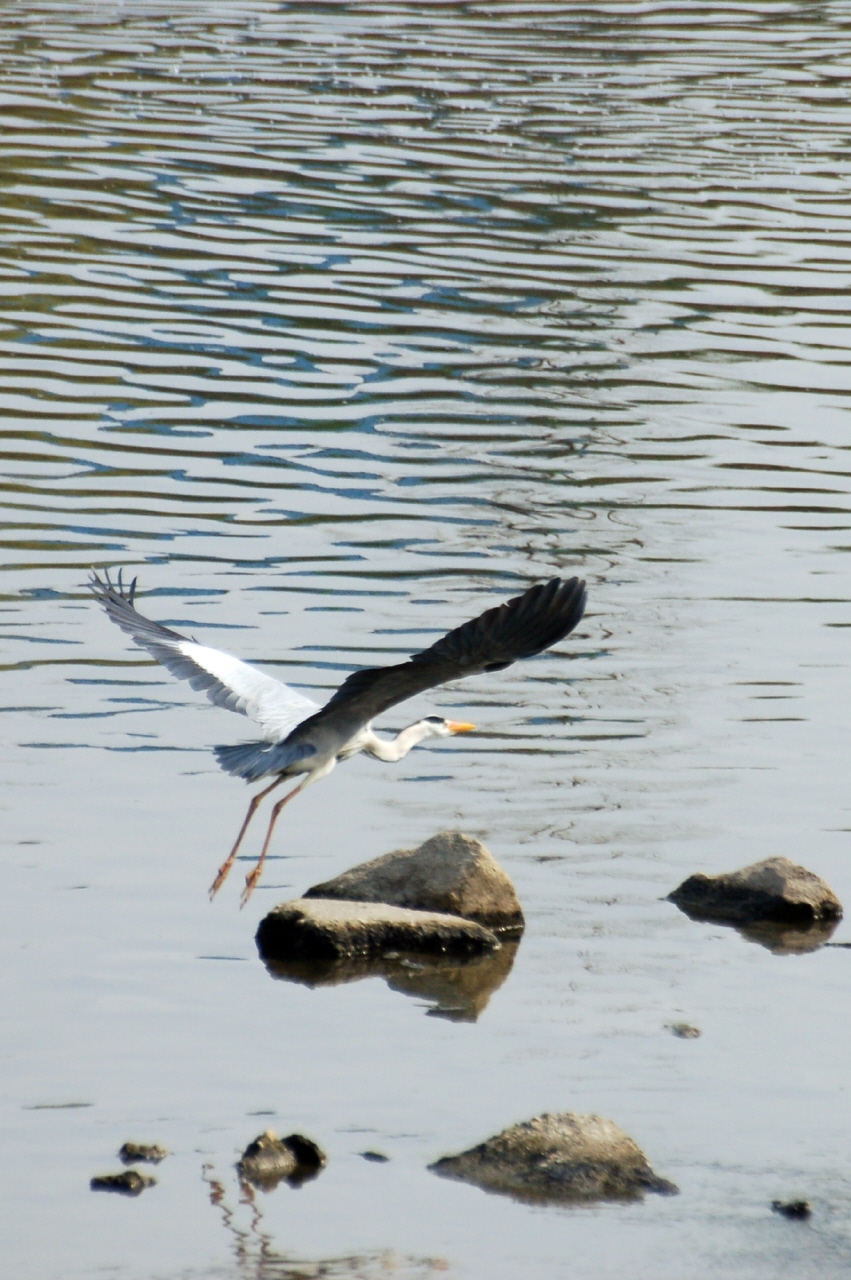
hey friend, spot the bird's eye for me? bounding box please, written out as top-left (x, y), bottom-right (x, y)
top-left (425, 715), bottom-right (445, 725)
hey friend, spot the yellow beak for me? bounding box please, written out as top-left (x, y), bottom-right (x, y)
top-left (446, 720), bottom-right (476, 734)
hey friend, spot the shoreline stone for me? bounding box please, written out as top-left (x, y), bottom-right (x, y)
top-left (257, 898), bottom-right (499, 964)
top-left (668, 857), bottom-right (842, 928)
top-left (430, 1112), bottom-right (677, 1203)
top-left (304, 832), bottom-right (524, 935)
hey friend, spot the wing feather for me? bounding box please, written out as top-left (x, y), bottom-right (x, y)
top-left (317, 576), bottom-right (586, 728)
top-left (89, 571), bottom-right (318, 742)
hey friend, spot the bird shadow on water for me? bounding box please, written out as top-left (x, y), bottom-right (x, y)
top-left (259, 940), bottom-right (521, 1022)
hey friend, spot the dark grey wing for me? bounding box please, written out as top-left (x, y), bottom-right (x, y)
top-left (89, 570), bottom-right (318, 741)
top-left (313, 577), bottom-right (586, 728)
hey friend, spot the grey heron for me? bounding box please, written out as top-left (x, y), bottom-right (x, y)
top-left (90, 572), bottom-right (587, 905)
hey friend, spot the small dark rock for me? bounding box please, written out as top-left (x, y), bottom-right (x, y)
top-left (257, 898), bottom-right (499, 965)
top-left (667, 1023), bottom-right (701, 1039)
top-left (772, 1199), bottom-right (812, 1220)
top-left (119, 1141), bottom-right (168, 1165)
top-left (237, 1129), bottom-right (326, 1191)
top-left (91, 1169), bottom-right (156, 1196)
top-left (360, 1151), bottom-right (390, 1163)
top-left (430, 1112), bottom-right (677, 1204)
top-left (668, 857), bottom-right (842, 928)
top-left (305, 831), bottom-right (524, 935)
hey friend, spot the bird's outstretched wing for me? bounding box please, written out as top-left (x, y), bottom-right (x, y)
top-left (89, 570), bottom-right (319, 742)
top-left (315, 576), bottom-right (586, 729)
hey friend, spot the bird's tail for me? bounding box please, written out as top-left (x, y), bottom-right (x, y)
top-left (213, 739), bottom-right (316, 782)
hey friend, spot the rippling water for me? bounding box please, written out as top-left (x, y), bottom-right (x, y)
top-left (4, 3), bottom-right (851, 1277)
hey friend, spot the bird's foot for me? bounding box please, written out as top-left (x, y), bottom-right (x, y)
top-left (208, 859), bottom-right (234, 901)
top-left (239, 866), bottom-right (262, 909)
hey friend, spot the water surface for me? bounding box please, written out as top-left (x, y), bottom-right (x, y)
top-left (3, 3), bottom-right (851, 1277)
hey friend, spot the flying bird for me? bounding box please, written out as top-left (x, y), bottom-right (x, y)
top-left (90, 571), bottom-right (587, 905)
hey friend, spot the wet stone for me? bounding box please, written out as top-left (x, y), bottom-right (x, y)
top-left (237, 1129), bottom-right (326, 1191)
top-left (257, 898), bottom-right (499, 965)
top-left (119, 1141), bottom-right (168, 1165)
top-left (668, 857), bottom-right (842, 928)
top-left (305, 831), bottom-right (524, 935)
top-left (429, 1112), bottom-right (678, 1204)
top-left (91, 1169), bottom-right (156, 1196)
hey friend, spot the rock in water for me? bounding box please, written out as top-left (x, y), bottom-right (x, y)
top-left (668, 857), bottom-right (842, 927)
top-left (772, 1198), bottom-right (812, 1220)
top-left (256, 898), bottom-right (499, 963)
top-left (91, 1169), bottom-right (156, 1195)
top-left (304, 831), bottom-right (524, 934)
top-left (429, 1113), bottom-right (677, 1203)
top-left (237, 1130), bottom-right (326, 1190)
top-left (119, 1141), bottom-right (168, 1164)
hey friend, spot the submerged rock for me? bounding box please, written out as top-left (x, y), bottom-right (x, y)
top-left (262, 940), bottom-right (518, 1022)
top-left (237, 1130), bottom-right (326, 1191)
top-left (430, 1112), bottom-right (677, 1203)
top-left (305, 831), bottom-right (524, 935)
top-left (91, 1169), bottom-right (156, 1196)
top-left (119, 1141), bottom-right (168, 1165)
top-left (668, 857), bottom-right (842, 928)
top-left (257, 898), bottom-right (499, 964)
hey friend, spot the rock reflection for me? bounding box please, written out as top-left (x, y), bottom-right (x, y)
top-left (261, 941), bottom-right (520, 1022)
top-left (674, 905), bottom-right (839, 954)
top-left (735, 917), bottom-right (839, 956)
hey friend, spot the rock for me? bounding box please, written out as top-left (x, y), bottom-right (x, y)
top-left (304, 831), bottom-right (524, 935)
top-left (668, 857), bottom-right (842, 927)
top-left (772, 1199), bottom-right (811, 1220)
top-left (91, 1169), bottom-right (156, 1195)
top-left (360, 1151), bottom-right (389, 1163)
top-left (237, 1130), bottom-right (326, 1190)
top-left (429, 1112), bottom-right (678, 1203)
top-left (667, 1023), bottom-right (701, 1039)
top-left (119, 1141), bottom-right (168, 1165)
top-left (256, 898), bottom-right (499, 964)
top-left (261, 940), bottom-right (518, 1022)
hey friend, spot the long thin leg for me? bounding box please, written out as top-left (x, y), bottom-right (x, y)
top-left (208, 774), bottom-right (287, 900)
top-left (239, 774), bottom-right (312, 908)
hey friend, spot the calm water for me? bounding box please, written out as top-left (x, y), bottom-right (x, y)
top-left (3, 2), bottom-right (851, 1276)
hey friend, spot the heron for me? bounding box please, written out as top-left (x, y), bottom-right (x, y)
top-left (90, 571), bottom-right (587, 905)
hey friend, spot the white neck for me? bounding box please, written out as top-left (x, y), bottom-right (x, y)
top-left (361, 721), bottom-right (435, 763)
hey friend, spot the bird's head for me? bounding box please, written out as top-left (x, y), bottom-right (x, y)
top-left (422, 715), bottom-right (476, 739)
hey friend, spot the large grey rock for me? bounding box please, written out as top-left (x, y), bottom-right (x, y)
top-left (256, 898), bottom-right (499, 964)
top-left (668, 856), bottom-right (842, 927)
top-left (305, 831), bottom-right (523, 934)
top-left (237, 1130), bottom-right (326, 1191)
top-left (430, 1112), bottom-right (677, 1203)
top-left (262, 939), bottom-right (519, 1022)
